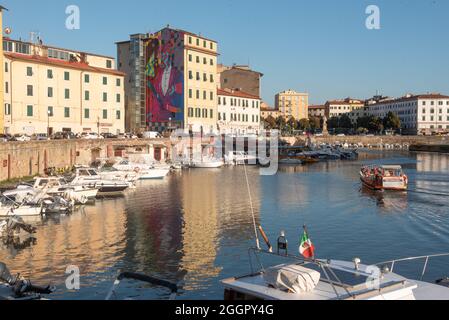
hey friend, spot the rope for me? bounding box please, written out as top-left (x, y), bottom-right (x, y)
top-left (243, 160), bottom-right (260, 250)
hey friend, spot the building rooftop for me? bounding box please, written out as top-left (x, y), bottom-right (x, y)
top-left (326, 98), bottom-right (364, 105)
top-left (5, 52), bottom-right (125, 76)
top-left (309, 105), bottom-right (326, 109)
top-left (368, 93), bottom-right (449, 105)
top-left (217, 88), bottom-right (260, 100)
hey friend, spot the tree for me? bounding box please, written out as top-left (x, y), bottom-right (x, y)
top-left (264, 115), bottom-right (277, 129)
top-left (383, 112), bottom-right (401, 130)
top-left (309, 116), bottom-right (322, 131)
top-left (339, 114), bottom-right (353, 129)
top-left (299, 118), bottom-right (311, 131)
top-left (327, 117), bottom-right (339, 130)
top-left (368, 116), bottom-right (384, 133)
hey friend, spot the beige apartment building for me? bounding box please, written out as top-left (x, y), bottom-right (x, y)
top-left (3, 38), bottom-right (125, 135)
top-left (275, 90), bottom-right (309, 120)
top-left (325, 98), bottom-right (365, 124)
top-left (0, 6), bottom-right (6, 134)
top-left (217, 88), bottom-right (261, 135)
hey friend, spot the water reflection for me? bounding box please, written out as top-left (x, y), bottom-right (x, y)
top-left (0, 151), bottom-right (448, 299)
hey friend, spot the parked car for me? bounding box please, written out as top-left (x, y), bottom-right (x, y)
top-left (14, 134), bottom-right (31, 142)
top-left (101, 132), bottom-right (118, 139)
top-left (52, 131), bottom-right (77, 140)
top-left (81, 132), bottom-right (104, 140)
top-left (0, 134), bottom-right (13, 142)
top-left (32, 133), bottom-right (49, 141)
top-left (124, 133), bottom-right (139, 139)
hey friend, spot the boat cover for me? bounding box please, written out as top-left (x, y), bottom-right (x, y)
top-left (263, 264), bottom-right (321, 294)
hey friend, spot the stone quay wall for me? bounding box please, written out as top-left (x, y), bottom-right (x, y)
top-left (0, 139), bottom-right (172, 183)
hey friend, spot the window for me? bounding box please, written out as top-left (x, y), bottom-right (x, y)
top-left (103, 109), bottom-right (108, 119)
top-left (203, 57), bottom-right (207, 65)
top-left (4, 103), bottom-right (11, 116)
top-left (202, 108), bottom-right (208, 118)
top-left (106, 60), bottom-right (112, 69)
top-left (3, 41), bottom-right (13, 52)
top-left (189, 71), bottom-right (193, 80)
top-left (65, 89), bottom-right (70, 99)
top-left (196, 38), bottom-right (200, 46)
top-left (16, 43), bottom-right (30, 54)
top-left (210, 92), bottom-right (214, 100)
top-left (64, 71), bottom-right (70, 81)
top-left (103, 93), bottom-right (108, 102)
top-left (27, 85), bottom-right (33, 96)
top-left (210, 109), bottom-right (214, 119)
top-left (203, 40), bottom-right (207, 48)
top-left (48, 48), bottom-right (69, 60)
top-left (27, 67), bottom-right (33, 76)
top-left (103, 77), bottom-right (108, 85)
top-left (85, 91), bottom-right (90, 101)
top-left (48, 87), bottom-right (53, 98)
top-left (47, 69), bottom-right (53, 79)
top-left (210, 74), bottom-right (214, 83)
top-left (85, 74), bottom-right (90, 83)
top-left (189, 54), bottom-right (192, 62)
top-left (203, 73), bottom-right (207, 82)
top-left (116, 94), bottom-right (121, 103)
top-left (116, 110), bottom-right (121, 120)
top-left (48, 106), bottom-right (54, 117)
top-left (116, 78), bottom-right (121, 87)
top-left (84, 108), bottom-right (90, 119)
top-left (189, 37), bottom-right (192, 44)
top-left (64, 107), bottom-right (70, 118)
top-left (195, 108), bottom-right (200, 117)
top-left (196, 56), bottom-right (200, 63)
top-left (27, 105), bottom-right (33, 117)
top-left (189, 89), bottom-right (193, 99)
top-left (5, 82), bottom-right (8, 94)
top-left (203, 91), bottom-right (207, 100)
top-left (196, 90), bottom-right (200, 99)
top-left (210, 43), bottom-right (213, 50)
top-left (188, 108), bottom-right (193, 117)
top-left (5, 62), bottom-right (8, 73)
top-left (210, 59), bottom-right (214, 66)
top-left (218, 112), bottom-right (221, 121)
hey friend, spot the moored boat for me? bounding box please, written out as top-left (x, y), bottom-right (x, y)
top-left (360, 165), bottom-right (408, 191)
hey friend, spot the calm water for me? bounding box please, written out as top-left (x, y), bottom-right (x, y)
top-left (1, 151), bottom-right (449, 300)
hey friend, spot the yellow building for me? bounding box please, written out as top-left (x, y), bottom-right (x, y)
top-left (325, 98), bottom-right (365, 124)
top-left (3, 38), bottom-right (125, 135)
top-left (0, 6), bottom-right (6, 134)
top-left (275, 89), bottom-right (309, 120)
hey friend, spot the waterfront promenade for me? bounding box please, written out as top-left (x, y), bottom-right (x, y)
top-left (1, 135), bottom-right (448, 184)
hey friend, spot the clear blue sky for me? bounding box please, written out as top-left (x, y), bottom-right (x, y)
top-left (2, 0), bottom-right (449, 105)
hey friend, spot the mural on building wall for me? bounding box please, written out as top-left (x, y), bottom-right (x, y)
top-left (145, 29), bottom-right (184, 126)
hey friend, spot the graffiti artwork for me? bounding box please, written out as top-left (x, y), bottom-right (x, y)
top-left (145, 29), bottom-right (185, 126)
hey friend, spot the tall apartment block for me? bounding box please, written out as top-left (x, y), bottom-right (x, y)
top-left (275, 89), bottom-right (309, 120)
top-left (117, 27), bottom-right (219, 134)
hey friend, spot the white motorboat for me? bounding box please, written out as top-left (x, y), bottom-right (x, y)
top-left (3, 177), bottom-right (97, 205)
top-left (0, 200), bottom-right (42, 218)
top-left (190, 158), bottom-right (224, 169)
top-left (222, 248), bottom-right (449, 301)
top-left (112, 159), bottom-right (170, 180)
top-left (70, 168), bottom-right (129, 196)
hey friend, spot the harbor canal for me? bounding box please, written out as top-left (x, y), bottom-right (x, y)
top-left (1, 150), bottom-right (449, 300)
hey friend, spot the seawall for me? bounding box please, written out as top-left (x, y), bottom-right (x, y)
top-left (0, 139), bottom-right (172, 183)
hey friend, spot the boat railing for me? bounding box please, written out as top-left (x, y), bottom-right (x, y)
top-left (375, 253), bottom-right (449, 281)
top-left (247, 247), bottom-right (357, 300)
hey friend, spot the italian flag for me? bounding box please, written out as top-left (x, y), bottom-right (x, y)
top-left (299, 228), bottom-right (315, 259)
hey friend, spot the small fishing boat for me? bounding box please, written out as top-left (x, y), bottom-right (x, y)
top-left (360, 165), bottom-right (408, 191)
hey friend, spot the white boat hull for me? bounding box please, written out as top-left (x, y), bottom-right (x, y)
top-left (139, 169), bottom-right (170, 180)
top-left (0, 205), bottom-right (42, 217)
top-left (190, 161), bottom-right (224, 169)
